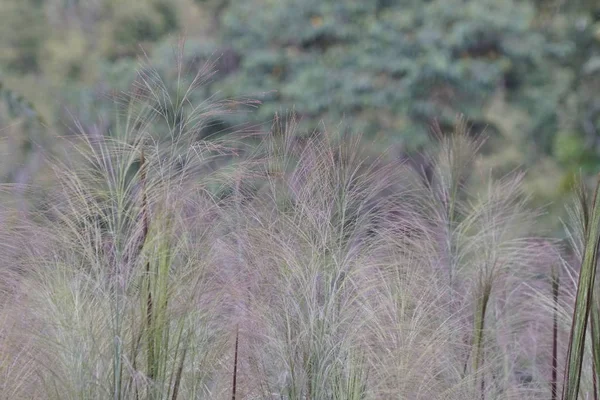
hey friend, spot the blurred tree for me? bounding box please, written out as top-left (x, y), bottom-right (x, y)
top-left (101, 0), bottom-right (179, 60)
top-left (0, 0), bottom-right (599, 231)
top-left (208, 0), bottom-right (570, 153)
top-left (0, 0), bottom-right (48, 73)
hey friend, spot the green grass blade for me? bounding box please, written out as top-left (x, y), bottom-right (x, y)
top-left (562, 176), bottom-right (600, 400)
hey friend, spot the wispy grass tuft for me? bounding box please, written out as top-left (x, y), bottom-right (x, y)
top-left (0, 45), bottom-right (250, 399)
top-left (0, 53), bottom-right (589, 400)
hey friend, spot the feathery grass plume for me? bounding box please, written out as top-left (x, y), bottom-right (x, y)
top-left (464, 173), bottom-right (540, 396)
top-left (360, 247), bottom-right (470, 399)
top-left (0, 45), bottom-right (253, 399)
top-left (429, 118), bottom-right (484, 287)
top-left (423, 121), bottom-right (485, 388)
top-left (224, 120), bottom-right (402, 398)
top-left (220, 115), bottom-right (561, 399)
top-left (562, 175), bottom-right (600, 400)
top-left (0, 52), bottom-right (580, 399)
top-left (387, 120), bottom-right (558, 398)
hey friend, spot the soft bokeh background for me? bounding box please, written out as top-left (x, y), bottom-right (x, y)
top-left (1, 0), bottom-right (599, 232)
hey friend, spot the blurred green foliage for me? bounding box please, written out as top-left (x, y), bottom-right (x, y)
top-left (219, 0), bottom-right (540, 146)
top-left (0, 0), bottom-right (599, 230)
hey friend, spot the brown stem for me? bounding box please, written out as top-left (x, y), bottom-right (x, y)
top-left (232, 325), bottom-right (240, 400)
top-left (171, 343), bottom-right (188, 400)
top-left (139, 148), bottom-right (155, 381)
top-left (551, 270), bottom-right (559, 400)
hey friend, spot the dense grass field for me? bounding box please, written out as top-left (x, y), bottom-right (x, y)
top-left (0, 59), bottom-right (599, 400)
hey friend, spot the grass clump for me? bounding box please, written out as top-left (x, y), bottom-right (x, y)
top-left (0, 51), bottom-right (246, 399)
top-left (2, 52), bottom-right (600, 399)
